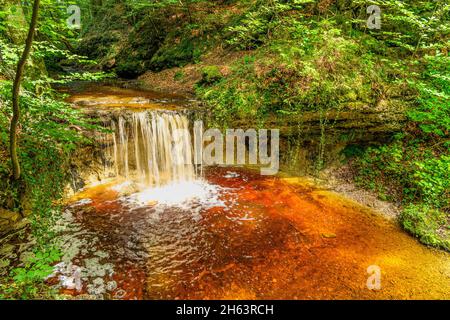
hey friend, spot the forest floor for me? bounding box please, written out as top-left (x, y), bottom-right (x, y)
top-left (138, 47), bottom-right (246, 96)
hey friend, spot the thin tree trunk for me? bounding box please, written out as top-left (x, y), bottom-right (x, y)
top-left (10, 0), bottom-right (40, 180)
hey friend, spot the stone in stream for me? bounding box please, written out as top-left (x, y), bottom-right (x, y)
top-left (321, 233), bottom-right (337, 239)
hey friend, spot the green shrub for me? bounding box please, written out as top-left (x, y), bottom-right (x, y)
top-left (199, 66), bottom-right (223, 85)
top-left (174, 70), bottom-right (184, 81)
top-left (400, 204), bottom-right (449, 251)
top-left (355, 140), bottom-right (449, 208)
top-left (0, 247), bottom-right (61, 299)
top-left (0, 78), bottom-right (96, 299)
top-left (150, 38), bottom-right (200, 71)
top-left (407, 54), bottom-right (450, 138)
top-left (225, 0), bottom-right (290, 50)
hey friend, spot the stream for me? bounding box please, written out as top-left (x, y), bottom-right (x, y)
top-left (51, 83), bottom-right (449, 300)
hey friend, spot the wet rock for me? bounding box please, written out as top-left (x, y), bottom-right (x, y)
top-left (18, 240), bottom-right (35, 253)
top-left (106, 280), bottom-right (117, 291)
top-left (49, 262), bottom-right (83, 291)
top-left (0, 209), bottom-right (24, 236)
top-left (321, 233), bottom-right (337, 239)
top-left (12, 218), bottom-right (30, 231)
top-left (87, 277), bottom-right (106, 297)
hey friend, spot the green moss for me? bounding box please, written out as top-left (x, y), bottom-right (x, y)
top-left (400, 204), bottom-right (449, 251)
top-left (77, 33), bottom-right (121, 60)
top-left (115, 60), bottom-right (145, 79)
top-left (174, 70), bottom-right (184, 81)
top-left (199, 66), bottom-right (223, 85)
top-left (150, 38), bottom-right (199, 71)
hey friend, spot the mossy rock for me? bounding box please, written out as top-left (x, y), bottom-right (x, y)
top-left (200, 66), bottom-right (223, 85)
top-left (150, 38), bottom-right (199, 71)
top-left (77, 34), bottom-right (120, 60)
top-left (114, 18), bottom-right (166, 78)
top-left (115, 60), bottom-right (145, 79)
top-left (400, 204), bottom-right (449, 251)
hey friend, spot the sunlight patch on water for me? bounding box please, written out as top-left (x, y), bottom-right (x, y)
top-left (122, 180), bottom-right (229, 211)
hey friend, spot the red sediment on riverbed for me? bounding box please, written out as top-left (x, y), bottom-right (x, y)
top-left (67, 167), bottom-right (450, 300)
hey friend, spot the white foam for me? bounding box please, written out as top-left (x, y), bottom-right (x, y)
top-left (122, 180), bottom-right (228, 211)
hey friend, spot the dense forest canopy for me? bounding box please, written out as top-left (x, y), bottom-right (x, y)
top-left (0, 0), bottom-right (448, 299)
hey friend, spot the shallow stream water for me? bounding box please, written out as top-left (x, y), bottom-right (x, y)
top-left (55, 84), bottom-right (449, 300)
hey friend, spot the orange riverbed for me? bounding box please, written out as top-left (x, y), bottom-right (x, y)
top-left (65, 166), bottom-right (449, 300)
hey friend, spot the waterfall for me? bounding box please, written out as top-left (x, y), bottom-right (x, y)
top-left (103, 111), bottom-right (196, 187)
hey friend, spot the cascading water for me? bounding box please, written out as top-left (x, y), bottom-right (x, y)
top-left (103, 111), bottom-right (196, 187)
top-left (59, 86), bottom-right (450, 300)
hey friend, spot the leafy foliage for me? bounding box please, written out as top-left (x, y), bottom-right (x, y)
top-left (0, 0), bottom-right (101, 299)
top-left (400, 204), bottom-right (449, 251)
top-left (225, 0), bottom-right (290, 50)
top-left (199, 65), bottom-right (223, 85)
top-left (0, 247), bottom-right (61, 299)
top-left (408, 54), bottom-right (450, 138)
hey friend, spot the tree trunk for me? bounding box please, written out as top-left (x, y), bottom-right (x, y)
top-left (10, 0), bottom-right (40, 180)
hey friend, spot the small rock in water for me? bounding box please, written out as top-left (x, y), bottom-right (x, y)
top-left (61, 275), bottom-right (82, 291)
top-left (321, 233), bottom-right (337, 239)
top-left (106, 281), bottom-right (117, 291)
top-left (86, 277), bottom-right (106, 297)
top-left (224, 171), bottom-right (239, 178)
top-left (50, 262), bottom-right (83, 292)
